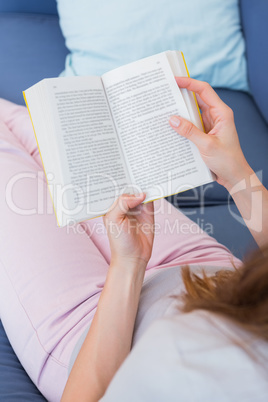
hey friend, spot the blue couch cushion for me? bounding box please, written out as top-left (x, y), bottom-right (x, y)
top-left (0, 13), bottom-right (68, 105)
top-left (0, 321), bottom-right (46, 401)
top-left (174, 88), bottom-right (268, 204)
top-left (0, 0), bottom-right (58, 15)
top-left (240, 0), bottom-right (268, 124)
top-left (185, 201), bottom-right (257, 260)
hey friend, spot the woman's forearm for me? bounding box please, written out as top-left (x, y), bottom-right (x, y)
top-left (225, 163), bottom-right (268, 248)
top-left (61, 262), bottom-right (146, 402)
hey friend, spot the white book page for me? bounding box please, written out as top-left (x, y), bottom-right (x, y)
top-left (44, 76), bottom-right (131, 225)
top-left (102, 52), bottom-right (212, 202)
top-left (166, 51), bottom-right (204, 131)
top-left (166, 50), bottom-right (214, 180)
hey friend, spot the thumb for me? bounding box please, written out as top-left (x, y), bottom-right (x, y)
top-left (120, 193), bottom-right (146, 211)
top-left (107, 193), bottom-right (146, 222)
top-left (169, 115), bottom-right (208, 149)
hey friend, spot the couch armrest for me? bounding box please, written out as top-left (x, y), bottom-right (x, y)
top-left (240, 0), bottom-right (268, 124)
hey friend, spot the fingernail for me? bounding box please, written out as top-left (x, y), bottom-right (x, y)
top-left (169, 116), bottom-right (181, 127)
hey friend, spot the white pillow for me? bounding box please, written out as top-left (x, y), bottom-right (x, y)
top-left (57, 0), bottom-right (249, 91)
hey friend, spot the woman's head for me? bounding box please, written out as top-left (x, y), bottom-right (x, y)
top-left (180, 245), bottom-right (268, 341)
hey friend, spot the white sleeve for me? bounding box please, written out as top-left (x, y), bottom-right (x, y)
top-left (100, 312), bottom-right (266, 402)
top-left (100, 318), bottom-right (192, 402)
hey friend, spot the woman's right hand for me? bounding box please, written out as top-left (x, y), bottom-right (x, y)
top-left (169, 77), bottom-right (268, 248)
top-left (169, 77), bottom-right (252, 192)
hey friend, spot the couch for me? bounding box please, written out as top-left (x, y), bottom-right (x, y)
top-left (0, 0), bottom-right (267, 400)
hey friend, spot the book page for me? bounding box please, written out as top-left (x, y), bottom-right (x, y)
top-left (166, 51), bottom-right (204, 131)
top-left (44, 76), bottom-right (131, 225)
top-left (102, 52), bottom-right (213, 202)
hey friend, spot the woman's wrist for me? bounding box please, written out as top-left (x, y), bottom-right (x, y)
top-left (110, 255), bottom-right (148, 272)
top-left (224, 160), bottom-right (254, 194)
top-left (109, 257), bottom-right (147, 288)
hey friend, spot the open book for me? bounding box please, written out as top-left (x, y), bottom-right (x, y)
top-left (24, 50), bottom-right (213, 227)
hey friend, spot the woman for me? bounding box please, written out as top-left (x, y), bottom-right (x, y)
top-left (0, 77), bottom-right (267, 401)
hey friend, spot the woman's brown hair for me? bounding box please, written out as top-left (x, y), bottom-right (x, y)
top-left (180, 244), bottom-right (268, 341)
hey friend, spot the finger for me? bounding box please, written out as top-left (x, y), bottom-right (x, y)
top-left (195, 92), bottom-right (209, 112)
top-left (108, 193), bottom-right (146, 221)
top-left (175, 77), bottom-right (225, 109)
top-left (123, 193), bottom-right (146, 210)
top-left (169, 115), bottom-right (209, 149)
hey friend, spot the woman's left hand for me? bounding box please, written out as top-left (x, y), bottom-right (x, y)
top-left (103, 193), bottom-right (154, 271)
